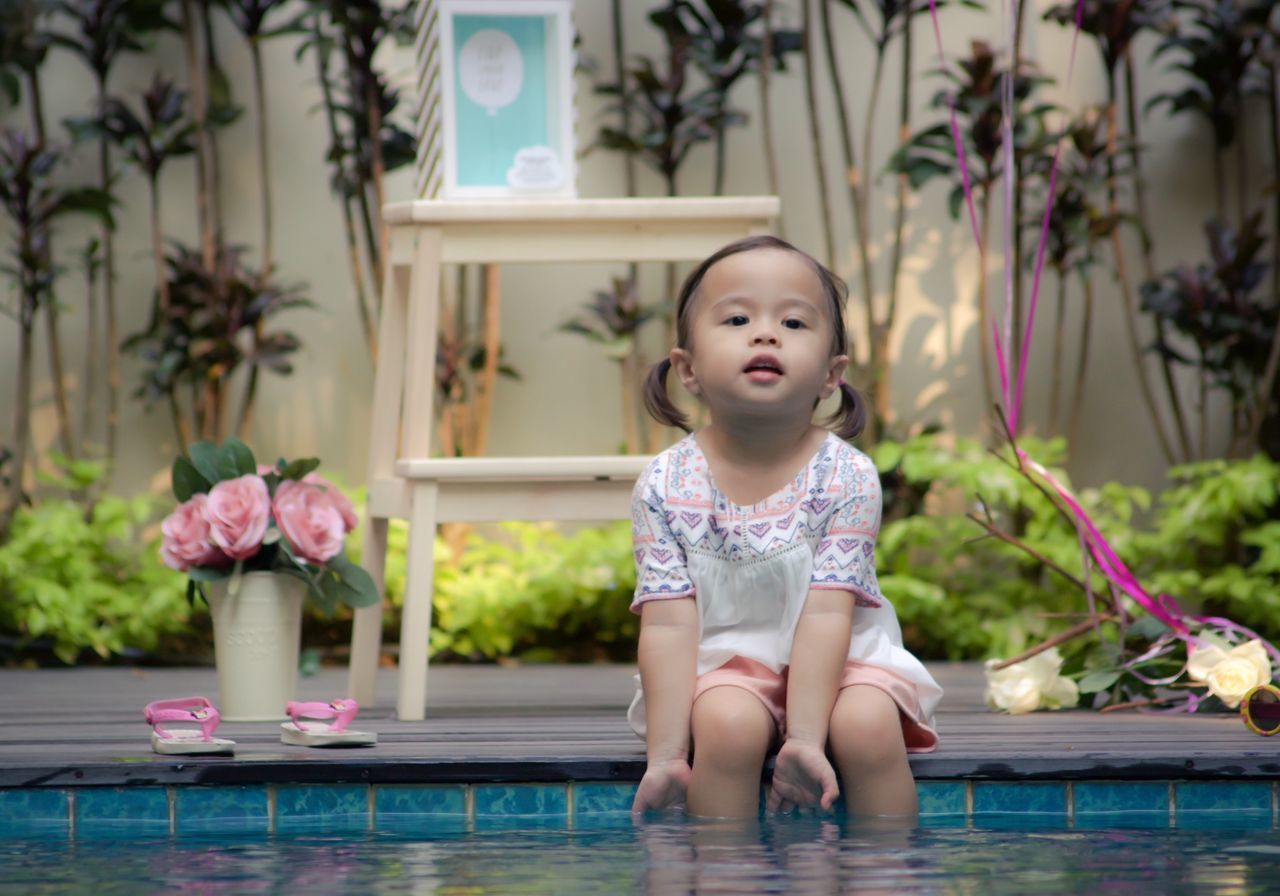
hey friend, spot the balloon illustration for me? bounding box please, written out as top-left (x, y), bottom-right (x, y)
top-left (458, 28), bottom-right (524, 116)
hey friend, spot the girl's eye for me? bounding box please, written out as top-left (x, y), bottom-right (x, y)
top-left (783, 319), bottom-right (805, 330)
top-left (726, 315), bottom-right (748, 326)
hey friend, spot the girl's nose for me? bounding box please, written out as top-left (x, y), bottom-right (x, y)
top-left (751, 326), bottom-right (779, 345)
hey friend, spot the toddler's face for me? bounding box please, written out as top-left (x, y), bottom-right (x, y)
top-left (672, 248), bottom-right (847, 423)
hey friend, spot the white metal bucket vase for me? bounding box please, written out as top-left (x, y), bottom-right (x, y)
top-left (206, 572), bottom-right (305, 721)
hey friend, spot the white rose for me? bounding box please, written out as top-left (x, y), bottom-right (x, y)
top-left (1186, 644), bottom-right (1228, 682)
top-left (1186, 639), bottom-right (1273, 705)
top-left (1205, 656), bottom-right (1267, 708)
top-left (984, 648), bottom-right (1079, 715)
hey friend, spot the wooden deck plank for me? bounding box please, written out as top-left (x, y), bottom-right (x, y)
top-left (0, 663), bottom-right (1275, 787)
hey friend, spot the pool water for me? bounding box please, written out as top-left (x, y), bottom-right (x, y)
top-left (2, 813), bottom-right (1277, 895)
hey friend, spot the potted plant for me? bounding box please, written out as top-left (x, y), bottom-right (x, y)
top-left (159, 437), bottom-right (378, 720)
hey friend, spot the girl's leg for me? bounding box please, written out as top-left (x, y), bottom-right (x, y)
top-left (828, 685), bottom-right (918, 817)
top-left (688, 685), bottom-right (776, 818)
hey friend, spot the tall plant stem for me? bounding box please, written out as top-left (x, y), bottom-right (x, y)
top-left (885, 12), bottom-right (913, 329)
top-left (97, 78), bottom-right (120, 468)
top-left (1212, 146), bottom-right (1226, 224)
top-left (199, 3), bottom-right (225, 253)
top-left (977, 189), bottom-right (997, 424)
top-left (1198, 364), bottom-right (1209, 460)
top-left (250, 40), bottom-right (273, 279)
top-left (6, 313), bottom-right (35, 534)
top-left (80, 252), bottom-right (98, 454)
top-left (236, 39), bottom-right (275, 442)
top-left (611, 0), bottom-right (636, 200)
top-left (759, 0), bottom-right (783, 236)
top-left (1104, 69), bottom-right (1176, 464)
top-left (800, 0), bottom-right (834, 267)
top-left (1248, 61), bottom-right (1280, 448)
top-left (1069, 268), bottom-right (1094, 446)
top-left (817, 0), bottom-right (873, 345)
top-left (25, 69), bottom-right (73, 457)
top-left (1235, 88), bottom-right (1248, 231)
top-left (472, 264), bottom-right (501, 456)
top-left (1009, 0), bottom-right (1026, 406)
top-left (364, 71), bottom-right (388, 305)
top-left (1049, 270), bottom-right (1066, 433)
top-left (313, 17), bottom-right (375, 360)
top-left (179, 0), bottom-right (216, 269)
top-left (1123, 54), bottom-right (1189, 458)
top-left (44, 295), bottom-right (73, 457)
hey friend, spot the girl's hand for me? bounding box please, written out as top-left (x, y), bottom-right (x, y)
top-left (767, 738), bottom-right (839, 813)
top-left (631, 758), bottom-right (692, 815)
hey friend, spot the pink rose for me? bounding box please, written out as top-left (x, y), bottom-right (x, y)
top-left (159, 494), bottom-right (227, 571)
top-left (206, 475), bottom-right (271, 560)
top-left (273, 479), bottom-right (347, 563)
top-left (302, 473), bottom-right (358, 533)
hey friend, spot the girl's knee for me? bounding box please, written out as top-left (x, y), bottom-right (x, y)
top-left (829, 686), bottom-right (909, 772)
top-left (691, 686), bottom-right (775, 774)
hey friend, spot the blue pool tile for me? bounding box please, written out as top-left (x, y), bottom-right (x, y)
top-left (1176, 782), bottom-right (1273, 829)
top-left (573, 782), bottom-right (635, 816)
top-left (174, 785), bottom-right (269, 834)
top-left (0, 789), bottom-right (70, 838)
top-left (373, 785), bottom-right (468, 833)
top-left (1074, 782), bottom-right (1169, 816)
top-left (275, 785), bottom-right (368, 832)
top-left (374, 785), bottom-right (466, 817)
top-left (75, 787), bottom-right (169, 837)
top-left (0, 789), bottom-right (69, 823)
top-left (917, 781), bottom-right (966, 817)
top-left (1176, 781), bottom-right (1271, 814)
top-left (972, 782), bottom-right (1067, 816)
top-left (473, 784), bottom-right (568, 819)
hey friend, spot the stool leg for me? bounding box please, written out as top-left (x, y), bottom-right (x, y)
top-left (348, 516), bottom-right (389, 706)
top-left (397, 481), bottom-right (439, 721)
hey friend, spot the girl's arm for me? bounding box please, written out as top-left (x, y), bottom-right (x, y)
top-left (769, 588), bottom-right (854, 811)
top-left (632, 596), bottom-right (699, 813)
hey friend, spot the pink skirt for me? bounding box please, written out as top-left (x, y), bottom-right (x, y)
top-left (694, 655), bottom-right (939, 753)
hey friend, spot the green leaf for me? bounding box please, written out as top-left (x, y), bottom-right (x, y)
top-left (187, 441), bottom-right (221, 484)
top-left (280, 458), bottom-right (320, 480)
top-left (219, 437), bottom-right (256, 477)
top-left (172, 456), bottom-right (210, 502)
top-left (1077, 669), bottom-right (1123, 694)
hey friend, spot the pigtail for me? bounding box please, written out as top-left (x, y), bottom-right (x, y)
top-left (642, 358), bottom-right (692, 433)
top-left (826, 381), bottom-right (867, 441)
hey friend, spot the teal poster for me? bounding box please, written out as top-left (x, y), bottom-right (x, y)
top-left (453, 15), bottom-right (550, 187)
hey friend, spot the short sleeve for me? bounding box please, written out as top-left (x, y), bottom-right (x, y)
top-left (810, 450), bottom-right (883, 608)
top-left (630, 461), bottom-right (695, 614)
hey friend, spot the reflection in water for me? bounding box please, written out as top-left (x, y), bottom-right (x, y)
top-left (2, 812), bottom-right (1278, 895)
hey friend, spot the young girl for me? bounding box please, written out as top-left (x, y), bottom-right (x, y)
top-left (628, 235), bottom-right (942, 819)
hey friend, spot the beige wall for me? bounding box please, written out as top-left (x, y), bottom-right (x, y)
top-left (1, 3), bottom-right (1241, 501)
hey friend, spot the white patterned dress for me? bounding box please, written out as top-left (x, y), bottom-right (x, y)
top-left (629, 431), bottom-right (942, 751)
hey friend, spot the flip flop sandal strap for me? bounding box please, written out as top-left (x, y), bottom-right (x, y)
top-left (144, 697), bottom-right (220, 742)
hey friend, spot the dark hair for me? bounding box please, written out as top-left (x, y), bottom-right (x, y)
top-left (641, 235), bottom-right (867, 440)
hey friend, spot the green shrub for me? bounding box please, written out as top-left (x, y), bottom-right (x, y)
top-left (0, 461), bottom-right (189, 664)
top-left (874, 434), bottom-right (1280, 663)
top-left (340, 498), bottom-right (638, 662)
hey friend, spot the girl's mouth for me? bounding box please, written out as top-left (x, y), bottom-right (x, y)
top-left (744, 354), bottom-right (783, 383)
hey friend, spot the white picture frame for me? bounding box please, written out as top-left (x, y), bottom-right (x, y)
top-left (424, 0), bottom-right (576, 200)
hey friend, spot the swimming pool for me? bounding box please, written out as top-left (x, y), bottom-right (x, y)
top-left (2, 812), bottom-right (1277, 895)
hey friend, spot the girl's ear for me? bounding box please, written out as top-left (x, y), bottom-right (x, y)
top-left (670, 347), bottom-right (700, 397)
top-left (820, 354), bottom-right (849, 400)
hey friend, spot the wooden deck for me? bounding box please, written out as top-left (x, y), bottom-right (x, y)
top-left (1, 663), bottom-right (1276, 788)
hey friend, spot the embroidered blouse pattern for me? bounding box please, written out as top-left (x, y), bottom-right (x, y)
top-left (631, 433), bottom-right (883, 609)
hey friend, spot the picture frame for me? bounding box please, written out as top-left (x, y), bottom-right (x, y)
top-left (419, 0), bottom-right (577, 200)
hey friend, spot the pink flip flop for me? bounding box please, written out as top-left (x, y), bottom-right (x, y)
top-left (145, 696), bottom-right (235, 755)
top-left (280, 699), bottom-right (377, 747)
